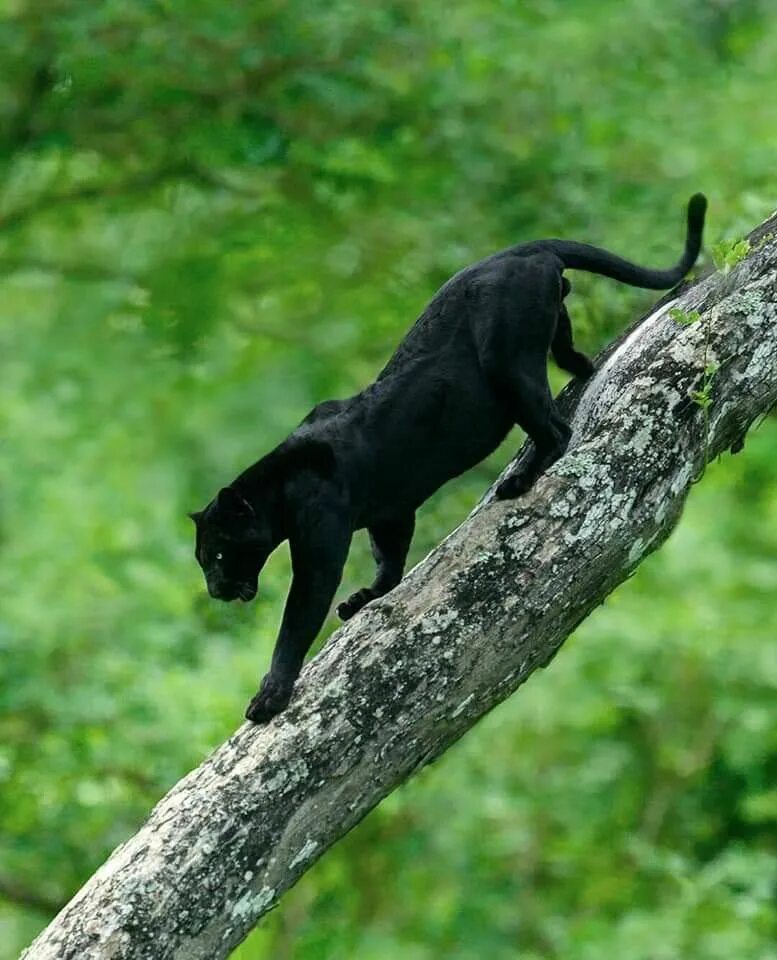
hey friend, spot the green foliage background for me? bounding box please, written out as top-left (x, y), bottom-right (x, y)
top-left (1, 1), bottom-right (776, 957)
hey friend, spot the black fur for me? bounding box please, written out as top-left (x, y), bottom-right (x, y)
top-left (191, 194), bottom-right (706, 722)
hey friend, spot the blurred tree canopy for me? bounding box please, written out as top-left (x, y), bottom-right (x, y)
top-left (0, 0), bottom-right (775, 957)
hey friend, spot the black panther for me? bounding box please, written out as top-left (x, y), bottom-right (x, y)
top-left (191, 194), bottom-right (706, 722)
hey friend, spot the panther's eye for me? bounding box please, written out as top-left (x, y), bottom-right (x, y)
top-left (215, 552), bottom-right (223, 561)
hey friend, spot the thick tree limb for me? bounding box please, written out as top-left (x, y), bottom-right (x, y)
top-left (22, 211), bottom-right (777, 960)
top-left (0, 160), bottom-right (264, 234)
top-left (0, 877), bottom-right (65, 917)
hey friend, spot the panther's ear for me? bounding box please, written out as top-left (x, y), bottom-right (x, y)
top-left (188, 510), bottom-right (204, 524)
top-left (215, 487), bottom-right (255, 520)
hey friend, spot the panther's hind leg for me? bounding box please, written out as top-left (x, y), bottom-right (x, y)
top-left (551, 301), bottom-right (594, 379)
top-left (477, 256), bottom-right (573, 498)
top-left (495, 361), bottom-right (572, 500)
top-left (337, 513), bottom-right (415, 620)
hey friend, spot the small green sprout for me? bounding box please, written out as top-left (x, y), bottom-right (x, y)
top-left (669, 307), bottom-right (702, 326)
top-left (689, 360), bottom-right (719, 412)
top-left (711, 237), bottom-right (750, 273)
top-left (671, 305), bottom-right (720, 480)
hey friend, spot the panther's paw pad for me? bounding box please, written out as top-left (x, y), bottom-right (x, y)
top-left (337, 588), bottom-right (374, 621)
top-left (495, 474), bottom-right (531, 500)
top-left (245, 674), bottom-right (293, 724)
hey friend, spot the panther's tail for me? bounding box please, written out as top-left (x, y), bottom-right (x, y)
top-left (544, 193), bottom-right (707, 290)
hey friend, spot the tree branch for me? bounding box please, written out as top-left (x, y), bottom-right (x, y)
top-left (0, 876), bottom-right (66, 917)
top-left (0, 160), bottom-right (267, 234)
top-left (0, 255), bottom-right (138, 284)
top-left (21, 210), bottom-right (777, 960)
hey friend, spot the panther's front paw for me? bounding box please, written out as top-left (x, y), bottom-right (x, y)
top-left (245, 672), bottom-right (294, 723)
top-left (573, 353), bottom-right (595, 380)
top-left (495, 472), bottom-right (532, 500)
top-left (337, 587), bottom-right (374, 621)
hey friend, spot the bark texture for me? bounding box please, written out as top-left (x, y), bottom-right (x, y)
top-left (22, 211), bottom-right (777, 960)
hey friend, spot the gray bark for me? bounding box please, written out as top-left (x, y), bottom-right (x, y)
top-left (22, 210), bottom-right (777, 960)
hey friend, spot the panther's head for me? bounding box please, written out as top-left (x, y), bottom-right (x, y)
top-left (189, 486), bottom-right (273, 602)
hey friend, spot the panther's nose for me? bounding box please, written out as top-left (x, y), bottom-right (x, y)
top-left (207, 578), bottom-right (230, 600)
